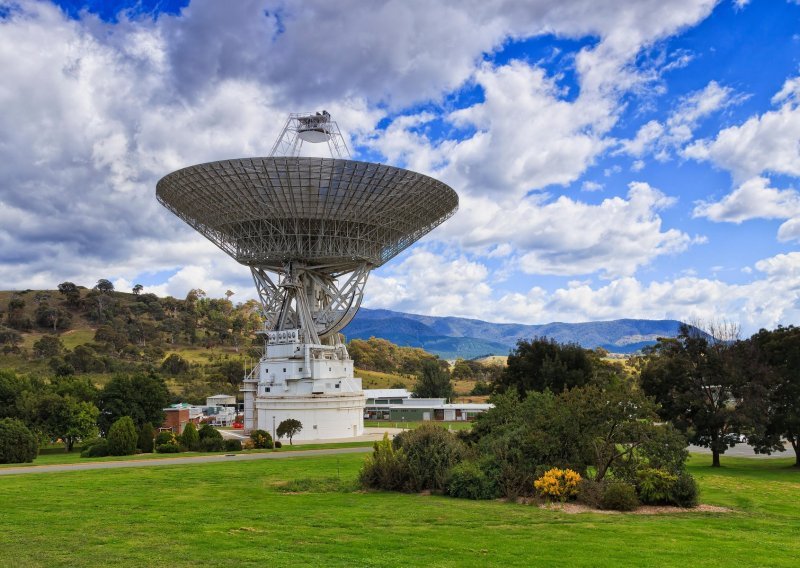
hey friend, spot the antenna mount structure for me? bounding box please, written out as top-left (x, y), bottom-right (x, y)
top-left (156, 110), bottom-right (458, 437)
top-left (269, 110), bottom-right (351, 159)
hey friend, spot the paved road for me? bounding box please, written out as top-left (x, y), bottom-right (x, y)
top-left (0, 446), bottom-right (372, 477)
top-left (689, 441), bottom-right (795, 459)
top-left (220, 426), bottom-right (406, 444)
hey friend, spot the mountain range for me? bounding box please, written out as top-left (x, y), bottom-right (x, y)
top-left (342, 308), bottom-right (687, 359)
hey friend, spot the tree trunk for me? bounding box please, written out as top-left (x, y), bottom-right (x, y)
top-left (712, 449), bottom-right (721, 467)
top-left (792, 438), bottom-right (799, 467)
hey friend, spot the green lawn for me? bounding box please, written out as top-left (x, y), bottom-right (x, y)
top-left (365, 419), bottom-right (473, 431)
top-left (0, 453), bottom-right (797, 566)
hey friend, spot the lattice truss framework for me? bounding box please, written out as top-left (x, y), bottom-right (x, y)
top-left (156, 157), bottom-right (458, 339)
top-left (269, 112), bottom-right (351, 159)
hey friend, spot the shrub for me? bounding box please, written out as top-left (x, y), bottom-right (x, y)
top-left (576, 478), bottom-right (605, 509)
top-left (476, 429), bottom-right (537, 499)
top-left (534, 468), bottom-right (582, 502)
top-left (600, 481), bottom-right (639, 511)
top-left (276, 418), bottom-right (302, 445)
top-left (241, 439), bottom-right (255, 450)
top-left (393, 424), bottom-right (466, 492)
top-left (199, 424), bottom-right (223, 441)
top-left (200, 436), bottom-right (224, 452)
top-left (360, 433), bottom-right (409, 491)
top-left (671, 473), bottom-right (699, 508)
top-left (274, 441), bottom-right (282, 449)
top-left (160, 354), bottom-right (189, 376)
top-left (138, 423), bottom-right (155, 453)
top-left (636, 468), bottom-right (678, 505)
top-left (106, 416), bottom-right (137, 456)
top-left (250, 429), bottom-right (274, 449)
top-left (0, 418), bottom-right (38, 463)
top-left (80, 439), bottom-right (110, 458)
top-left (223, 439), bottom-right (242, 452)
top-left (445, 461), bottom-right (497, 500)
top-left (180, 422), bottom-right (200, 451)
top-left (156, 443), bottom-right (180, 453)
top-left (155, 431), bottom-right (177, 446)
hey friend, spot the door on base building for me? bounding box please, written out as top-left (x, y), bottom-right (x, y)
top-left (422, 412), bottom-right (430, 421)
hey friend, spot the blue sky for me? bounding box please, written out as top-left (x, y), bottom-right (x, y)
top-left (1, 0), bottom-right (800, 333)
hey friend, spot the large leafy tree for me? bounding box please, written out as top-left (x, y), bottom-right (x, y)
top-left (499, 337), bottom-right (594, 396)
top-left (34, 394), bottom-right (99, 452)
top-left (641, 324), bottom-right (745, 467)
top-left (57, 281), bottom-right (81, 306)
top-left (98, 371), bottom-right (169, 432)
top-left (413, 360), bottom-right (453, 399)
top-left (5, 296), bottom-right (31, 330)
top-left (95, 279), bottom-right (114, 293)
top-left (743, 326), bottom-right (800, 466)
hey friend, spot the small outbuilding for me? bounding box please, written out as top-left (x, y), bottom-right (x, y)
top-left (206, 394), bottom-right (236, 407)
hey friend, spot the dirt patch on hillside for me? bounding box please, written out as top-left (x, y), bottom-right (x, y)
top-left (539, 502), bottom-right (733, 515)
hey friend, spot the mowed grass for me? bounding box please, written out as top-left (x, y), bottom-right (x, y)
top-left (365, 419), bottom-right (473, 431)
top-left (0, 453), bottom-right (797, 567)
top-left (356, 368), bottom-right (414, 389)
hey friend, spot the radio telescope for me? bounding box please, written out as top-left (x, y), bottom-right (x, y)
top-left (156, 111), bottom-right (458, 439)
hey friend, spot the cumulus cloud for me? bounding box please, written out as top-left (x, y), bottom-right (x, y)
top-left (621, 80), bottom-right (743, 160)
top-left (365, 249), bottom-right (800, 335)
top-left (0, 0), bottom-right (721, 296)
top-left (693, 177), bottom-right (800, 241)
top-left (693, 176), bottom-right (800, 222)
top-left (367, 249), bottom-right (494, 318)
top-left (441, 182), bottom-right (691, 277)
top-left (685, 75), bottom-right (800, 181)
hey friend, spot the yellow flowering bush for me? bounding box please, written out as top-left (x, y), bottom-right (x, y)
top-left (534, 468), bottom-right (582, 502)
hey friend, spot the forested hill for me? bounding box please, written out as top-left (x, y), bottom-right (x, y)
top-left (0, 283), bottom-right (686, 365)
top-left (343, 308), bottom-right (689, 359)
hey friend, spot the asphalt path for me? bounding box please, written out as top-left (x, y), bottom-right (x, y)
top-left (689, 441), bottom-right (795, 459)
top-left (0, 446), bottom-right (372, 477)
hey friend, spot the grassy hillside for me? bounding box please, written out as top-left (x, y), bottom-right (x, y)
top-left (0, 287), bottom-right (451, 402)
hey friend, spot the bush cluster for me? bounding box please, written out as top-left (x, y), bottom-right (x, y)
top-left (445, 460), bottom-right (497, 500)
top-left (250, 429), bottom-right (274, 449)
top-left (156, 443), bottom-right (180, 453)
top-left (80, 439), bottom-right (109, 458)
top-left (180, 422), bottom-right (200, 451)
top-left (359, 382), bottom-right (701, 511)
top-left (633, 468), bottom-right (699, 507)
top-left (224, 439), bottom-right (242, 452)
top-left (0, 418), bottom-right (38, 464)
top-left (360, 425), bottom-right (468, 494)
top-left (155, 430), bottom-right (177, 446)
top-left (393, 424), bottom-right (467, 492)
top-left (107, 416), bottom-right (137, 456)
top-left (201, 437), bottom-right (224, 452)
top-left (534, 468), bottom-right (582, 502)
top-left (359, 434), bottom-right (410, 492)
top-left (138, 423), bottom-right (155, 453)
top-left (600, 482), bottom-right (639, 511)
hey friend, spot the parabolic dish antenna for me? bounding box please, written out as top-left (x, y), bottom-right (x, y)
top-left (156, 111), bottom-right (458, 344)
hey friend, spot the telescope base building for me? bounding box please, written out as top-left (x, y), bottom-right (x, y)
top-left (242, 329), bottom-right (365, 441)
